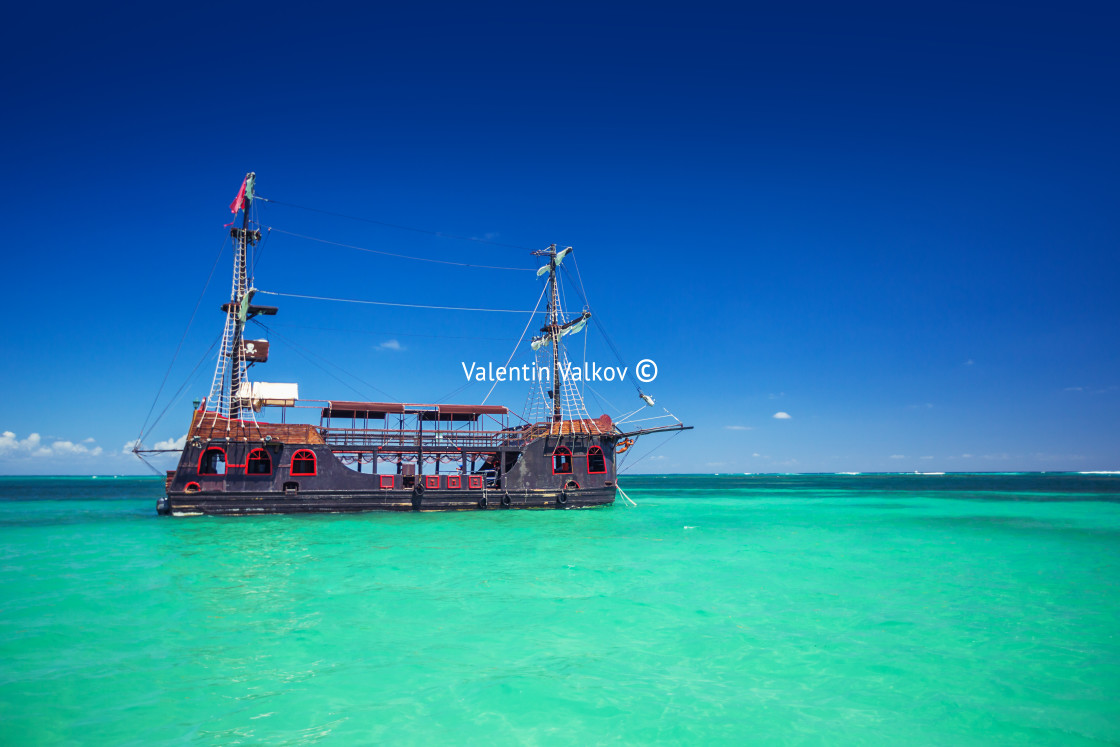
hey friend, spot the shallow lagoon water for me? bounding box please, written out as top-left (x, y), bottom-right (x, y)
top-left (1, 474), bottom-right (1118, 744)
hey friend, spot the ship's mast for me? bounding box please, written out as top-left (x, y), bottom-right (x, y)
top-left (230, 181), bottom-right (250, 420)
top-left (548, 245), bottom-right (562, 423)
top-left (532, 244), bottom-right (564, 424)
top-left (227, 172), bottom-right (259, 421)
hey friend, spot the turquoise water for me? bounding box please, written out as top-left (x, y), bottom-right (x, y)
top-left (1, 474), bottom-right (1118, 745)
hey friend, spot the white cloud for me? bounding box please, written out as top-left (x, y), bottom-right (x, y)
top-left (964, 359), bottom-right (975, 366)
top-left (154, 434), bottom-right (187, 451)
top-left (772, 412), bottom-right (792, 420)
top-left (0, 431), bottom-right (38, 455)
top-left (121, 438), bottom-right (141, 455)
top-left (724, 425), bottom-right (752, 431)
top-left (48, 440), bottom-right (103, 457)
top-left (1, 431), bottom-right (102, 459)
top-left (648, 455), bottom-right (667, 461)
top-left (920, 455), bottom-right (934, 460)
top-left (752, 452), bottom-right (762, 457)
top-left (376, 339), bottom-right (404, 351)
top-left (768, 392), bottom-right (785, 400)
top-left (1064, 386), bottom-right (1085, 392)
top-left (890, 454), bottom-right (906, 459)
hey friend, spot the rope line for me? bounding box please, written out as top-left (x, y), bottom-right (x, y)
top-left (256, 196), bottom-right (535, 250)
top-left (254, 321), bottom-right (401, 403)
top-left (481, 283), bottom-right (548, 405)
top-left (267, 227), bottom-right (535, 271)
top-left (257, 290), bottom-right (538, 314)
top-left (135, 237), bottom-right (228, 446)
top-left (619, 429), bottom-right (684, 475)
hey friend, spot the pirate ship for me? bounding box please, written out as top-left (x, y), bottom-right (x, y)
top-left (141, 173), bottom-right (689, 516)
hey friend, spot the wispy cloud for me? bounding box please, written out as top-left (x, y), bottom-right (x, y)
top-left (768, 392), bottom-right (785, 400)
top-left (964, 359), bottom-right (975, 366)
top-left (376, 339), bottom-right (404, 352)
top-left (772, 412), bottom-right (792, 420)
top-left (890, 454), bottom-right (906, 459)
top-left (724, 425), bottom-right (753, 431)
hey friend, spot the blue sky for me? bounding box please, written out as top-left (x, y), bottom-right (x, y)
top-left (1, 1), bottom-right (1117, 474)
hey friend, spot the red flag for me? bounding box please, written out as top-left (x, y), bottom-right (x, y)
top-left (229, 177), bottom-right (247, 214)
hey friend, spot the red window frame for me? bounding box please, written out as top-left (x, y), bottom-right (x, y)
top-left (552, 446), bottom-right (573, 475)
top-left (424, 475), bottom-right (441, 489)
top-left (290, 449), bottom-right (317, 476)
top-left (198, 446), bottom-right (227, 475)
top-left (379, 474), bottom-right (394, 490)
top-left (587, 446), bottom-right (606, 474)
top-left (447, 475), bottom-right (461, 489)
top-left (468, 475), bottom-right (484, 489)
top-left (246, 448), bottom-right (272, 475)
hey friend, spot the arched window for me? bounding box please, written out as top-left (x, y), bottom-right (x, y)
top-left (291, 449), bottom-right (317, 476)
top-left (198, 446), bottom-right (226, 475)
top-left (552, 446), bottom-right (573, 475)
top-left (247, 449), bottom-right (272, 475)
top-left (587, 446), bottom-right (606, 474)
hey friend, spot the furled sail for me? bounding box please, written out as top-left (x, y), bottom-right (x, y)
top-left (536, 246), bottom-right (573, 276)
top-left (530, 310), bottom-right (591, 350)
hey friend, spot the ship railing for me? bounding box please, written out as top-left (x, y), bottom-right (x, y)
top-left (321, 426), bottom-right (529, 451)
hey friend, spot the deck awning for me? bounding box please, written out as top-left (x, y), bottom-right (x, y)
top-left (322, 401), bottom-right (405, 419)
top-left (321, 401), bottom-right (508, 421)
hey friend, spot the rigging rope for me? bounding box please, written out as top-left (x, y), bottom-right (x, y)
top-left (253, 321), bottom-right (401, 403)
top-left (256, 290), bottom-right (538, 314)
top-left (619, 429), bottom-right (684, 475)
top-left (141, 331), bottom-right (224, 445)
top-left (560, 264), bottom-right (643, 395)
top-left (255, 196), bottom-right (535, 250)
top-left (135, 237), bottom-right (228, 446)
top-left (481, 283), bottom-right (549, 405)
top-left (266, 227), bottom-right (535, 271)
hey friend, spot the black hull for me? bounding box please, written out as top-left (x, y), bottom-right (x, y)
top-left (159, 487), bottom-right (615, 516)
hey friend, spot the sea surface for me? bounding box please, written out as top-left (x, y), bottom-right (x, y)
top-left (1, 474), bottom-right (1118, 745)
